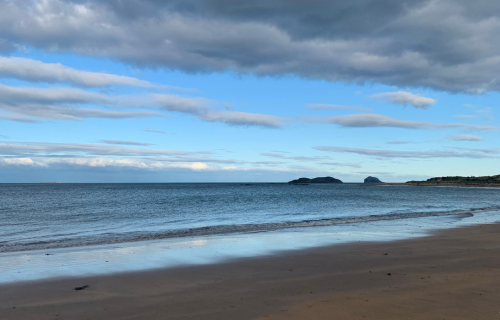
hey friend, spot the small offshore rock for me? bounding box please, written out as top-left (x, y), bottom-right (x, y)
top-left (364, 176), bottom-right (384, 184)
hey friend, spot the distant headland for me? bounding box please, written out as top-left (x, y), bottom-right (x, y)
top-left (288, 176), bottom-right (343, 184)
top-left (406, 174), bottom-right (500, 187)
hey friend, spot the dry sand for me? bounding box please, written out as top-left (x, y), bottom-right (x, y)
top-left (1, 223), bottom-right (500, 320)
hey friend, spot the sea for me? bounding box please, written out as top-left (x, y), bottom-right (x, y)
top-left (1, 183), bottom-right (500, 283)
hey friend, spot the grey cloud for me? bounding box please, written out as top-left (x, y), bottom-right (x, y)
top-left (260, 152), bottom-right (325, 162)
top-left (1, 0), bottom-right (500, 92)
top-left (100, 140), bottom-right (154, 146)
top-left (153, 94), bottom-right (210, 115)
top-left (315, 146), bottom-right (499, 159)
top-left (200, 112), bottom-right (288, 128)
top-left (250, 161), bottom-right (287, 166)
top-left (0, 57), bottom-right (156, 88)
top-left (458, 106), bottom-right (494, 121)
top-left (446, 146), bottom-right (499, 154)
top-left (306, 104), bottom-right (373, 112)
top-left (0, 84), bottom-right (167, 121)
top-left (318, 162), bottom-right (361, 168)
top-left (446, 135), bottom-right (485, 141)
top-left (476, 107), bottom-right (495, 121)
top-left (0, 84), bottom-right (282, 126)
top-left (355, 171), bottom-right (394, 175)
top-left (387, 141), bottom-right (413, 144)
top-left (0, 141), bottom-right (202, 157)
top-left (153, 94), bottom-right (288, 128)
top-left (304, 113), bottom-right (499, 131)
top-left (144, 129), bottom-right (167, 134)
top-left (453, 115), bottom-right (478, 119)
top-left (0, 84), bottom-right (111, 106)
top-left (1, 105), bottom-right (165, 121)
top-left (0, 113), bottom-right (40, 123)
top-left (370, 91), bottom-right (436, 109)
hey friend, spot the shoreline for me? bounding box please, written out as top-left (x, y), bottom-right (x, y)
top-left (2, 222), bottom-right (500, 319)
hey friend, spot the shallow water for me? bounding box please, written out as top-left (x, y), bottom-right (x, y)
top-left (1, 210), bottom-right (499, 284)
top-left (2, 183), bottom-right (500, 252)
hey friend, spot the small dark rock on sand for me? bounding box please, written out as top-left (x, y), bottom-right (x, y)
top-left (74, 285), bottom-right (89, 291)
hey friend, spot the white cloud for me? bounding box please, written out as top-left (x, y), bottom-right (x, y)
top-left (306, 104), bottom-right (373, 112)
top-left (304, 113), bottom-right (498, 131)
top-left (0, 57), bottom-right (156, 88)
top-left (446, 135), bottom-right (485, 141)
top-left (370, 91), bottom-right (436, 109)
top-left (0, 156), bottom-right (214, 170)
top-left (0, 157), bottom-right (36, 166)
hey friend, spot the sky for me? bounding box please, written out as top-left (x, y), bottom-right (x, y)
top-left (0, 0), bottom-right (499, 183)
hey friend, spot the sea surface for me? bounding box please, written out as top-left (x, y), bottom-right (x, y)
top-left (2, 183), bottom-right (500, 253)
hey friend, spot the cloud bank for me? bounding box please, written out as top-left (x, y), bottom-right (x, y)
top-left (1, 0), bottom-right (500, 92)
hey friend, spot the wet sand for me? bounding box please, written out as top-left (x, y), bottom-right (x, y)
top-left (1, 223), bottom-right (500, 320)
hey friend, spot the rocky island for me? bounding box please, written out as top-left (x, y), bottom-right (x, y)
top-left (364, 176), bottom-right (383, 184)
top-left (288, 176), bottom-right (343, 184)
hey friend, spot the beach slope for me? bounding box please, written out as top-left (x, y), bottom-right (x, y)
top-left (1, 224), bottom-right (500, 320)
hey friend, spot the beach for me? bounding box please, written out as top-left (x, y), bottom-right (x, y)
top-left (2, 223), bottom-right (499, 320)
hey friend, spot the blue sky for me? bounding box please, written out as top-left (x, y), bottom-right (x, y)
top-left (0, 0), bottom-right (499, 182)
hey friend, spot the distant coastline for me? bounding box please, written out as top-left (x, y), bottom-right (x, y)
top-left (402, 174), bottom-right (500, 188)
